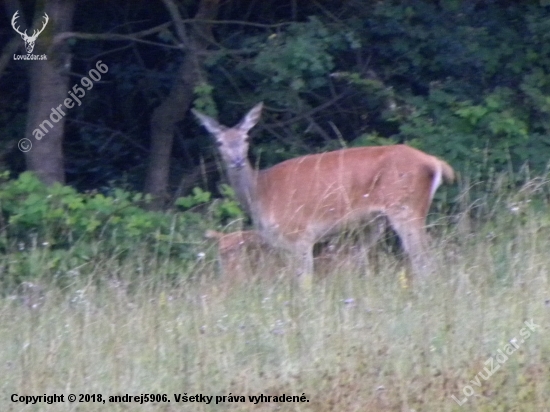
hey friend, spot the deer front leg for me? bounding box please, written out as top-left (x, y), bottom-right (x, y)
top-left (293, 244), bottom-right (314, 288)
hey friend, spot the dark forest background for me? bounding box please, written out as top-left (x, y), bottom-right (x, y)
top-left (2, 0), bottom-right (550, 201)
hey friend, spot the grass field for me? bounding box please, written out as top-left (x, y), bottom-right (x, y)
top-left (1, 181), bottom-right (549, 411)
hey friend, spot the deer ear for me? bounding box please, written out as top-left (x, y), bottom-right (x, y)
top-left (191, 109), bottom-right (225, 136)
top-left (237, 102), bottom-right (263, 133)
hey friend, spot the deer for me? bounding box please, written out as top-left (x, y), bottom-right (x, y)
top-left (205, 228), bottom-right (373, 279)
top-left (204, 229), bottom-right (271, 279)
top-left (192, 103), bottom-right (454, 280)
top-left (11, 11), bottom-right (49, 54)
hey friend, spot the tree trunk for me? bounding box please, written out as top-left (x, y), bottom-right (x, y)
top-left (24, 0), bottom-right (75, 185)
top-left (144, 0), bottom-right (219, 209)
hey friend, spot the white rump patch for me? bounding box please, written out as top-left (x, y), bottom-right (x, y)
top-left (429, 166), bottom-right (442, 202)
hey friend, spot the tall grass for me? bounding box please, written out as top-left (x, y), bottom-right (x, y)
top-left (1, 175), bottom-right (549, 411)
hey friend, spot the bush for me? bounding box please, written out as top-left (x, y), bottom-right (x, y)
top-left (0, 172), bottom-right (240, 286)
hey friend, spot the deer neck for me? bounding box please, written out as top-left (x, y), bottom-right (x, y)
top-left (226, 161), bottom-right (260, 222)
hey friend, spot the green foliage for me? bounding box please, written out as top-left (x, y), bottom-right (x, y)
top-left (0, 173), bottom-right (218, 284)
top-left (350, 132), bottom-right (397, 148)
top-left (1, 172), bottom-right (158, 245)
top-left (0, 172), bottom-right (255, 285)
top-left (211, 184), bottom-right (245, 221)
top-left (252, 17), bottom-right (344, 93)
top-left (175, 187), bottom-right (211, 209)
top-left (192, 82), bottom-right (218, 117)
top-left (229, 15), bottom-right (355, 118)
top-left (330, 1), bottom-right (550, 182)
top-left (394, 84), bottom-right (550, 181)
top-left (174, 184), bottom-right (244, 223)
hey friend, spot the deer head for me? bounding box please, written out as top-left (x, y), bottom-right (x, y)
top-left (12, 11), bottom-right (49, 54)
top-left (191, 103), bottom-right (263, 170)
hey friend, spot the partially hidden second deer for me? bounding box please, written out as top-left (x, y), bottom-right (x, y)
top-left (193, 103), bottom-right (454, 280)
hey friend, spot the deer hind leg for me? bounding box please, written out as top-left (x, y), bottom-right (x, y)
top-left (299, 247), bottom-right (314, 274)
top-left (387, 215), bottom-right (435, 277)
top-left (359, 215), bottom-right (388, 272)
top-left (291, 243), bottom-right (314, 287)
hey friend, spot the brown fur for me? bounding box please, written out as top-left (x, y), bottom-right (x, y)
top-left (205, 229), bottom-right (375, 279)
top-left (205, 230), bottom-right (270, 279)
top-left (194, 103), bottom-right (454, 278)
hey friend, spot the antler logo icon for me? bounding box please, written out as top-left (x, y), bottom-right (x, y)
top-left (11, 11), bottom-right (49, 54)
